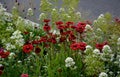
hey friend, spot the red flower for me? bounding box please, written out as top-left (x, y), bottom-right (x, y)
top-left (23, 44), bottom-right (33, 53)
top-left (0, 51), bottom-right (10, 58)
top-left (43, 19), bottom-right (50, 23)
top-left (57, 25), bottom-right (65, 30)
top-left (76, 22), bottom-right (86, 33)
top-left (48, 37), bottom-right (57, 44)
top-left (0, 70), bottom-right (3, 76)
top-left (66, 21), bottom-right (74, 26)
top-left (85, 20), bottom-right (92, 25)
top-left (21, 74), bottom-right (29, 77)
top-left (59, 36), bottom-right (66, 42)
top-left (68, 34), bottom-right (76, 41)
top-left (39, 36), bottom-right (48, 43)
top-left (70, 42), bottom-right (87, 51)
top-left (56, 21), bottom-right (63, 25)
top-left (95, 41), bottom-right (108, 51)
top-left (115, 18), bottom-right (120, 23)
top-left (70, 43), bottom-right (80, 50)
top-left (23, 31), bottom-right (29, 35)
top-left (43, 25), bottom-right (51, 32)
top-left (78, 42), bottom-right (87, 51)
top-left (35, 46), bottom-right (41, 54)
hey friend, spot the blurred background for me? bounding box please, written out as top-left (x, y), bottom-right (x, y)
top-left (0, 0), bottom-right (120, 23)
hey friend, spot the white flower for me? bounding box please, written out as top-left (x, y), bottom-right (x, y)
top-left (117, 37), bottom-right (120, 45)
top-left (98, 14), bottom-right (104, 19)
top-left (8, 52), bottom-right (15, 59)
top-left (6, 43), bottom-right (16, 50)
top-left (65, 57), bottom-right (75, 67)
top-left (6, 26), bottom-right (14, 31)
top-left (99, 72), bottom-right (108, 77)
top-left (59, 8), bottom-right (65, 12)
top-left (93, 49), bottom-right (100, 54)
top-left (85, 24), bottom-right (93, 31)
top-left (86, 45), bottom-right (92, 50)
top-left (102, 45), bottom-right (112, 53)
top-left (39, 13), bottom-right (46, 20)
top-left (27, 8), bottom-right (33, 16)
top-left (76, 12), bottom-right (81, 18)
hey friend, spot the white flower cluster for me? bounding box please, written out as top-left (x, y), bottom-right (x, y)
top-left (6, 26), bottom-right (14, 31)
top-left (65, 57), bottom-right (75, 68)
top-left (27, 8), bottom-right (33, 16)
top-left (99, 72), bottom-right (108, 77)
top-left (101, 45), bottom-right (114, 61)
top-left (10, 30), bottom-right (24, 47)
top-left (117, 37), bottom-right (120, 45)
top-left (84, 45), bottom-right (93, 53)
top-left (85, 24), bottom-right (93, 31)
top-left (6, 43), bottom-right (16, 50)
top-left (0, 3), bottom-right (6, 14)
top-left (39, 13), bottom-right (46, 21)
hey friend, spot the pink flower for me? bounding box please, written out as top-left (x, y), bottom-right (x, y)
top-left (21, 74), bottom-right (29, 77)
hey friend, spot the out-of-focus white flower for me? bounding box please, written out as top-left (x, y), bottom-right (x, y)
top-left (93, 49), bottom-right (100, 54)
top-left (6, 43), bottom-right (16, 50)
top-left (85, 24), bottom-right (93, 31)
top-left (117, 37), bottom-right (120, 45)
top-left (102, 45), bottom-right (112, 53)
top-left (99, 72), bottom-right (108, 77)
top-left (6, 26), bottom-right (14, 31)
top-left (84, 45), bottom-right (93, 53)
top-left (15, 39), bottom-right (24, 46)
top-left (86, 45), bottom-right (92, 50)
top-left (76, 12), bottom-right (81, 18)
top-left (27, 8), bottom-right (33, 16)
top-left (59, 8), bottom-right (65, 12)
top-left (98, 14), bottom-right (104, 19)
top-left (65, 57), bottom-right (75, 67)
top-left (8, 52), bottom-right (15, 59)
top-left (39, 13), bottom-right (46, 21)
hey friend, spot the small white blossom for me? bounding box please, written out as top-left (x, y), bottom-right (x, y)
top-left (6, 43), bottom-right (16, 50)
top-left (117, 37), bottom-right (120, 45)
top-left (39, 13), bottom-right (46, 20)
top-left (98, 14), bottom-right (104, 19)
top-left (102, 45), bottom-right (112, 53)
top-left (99, 72), bottom-right (108, 77)
top-left (93, 49), bottom-right (100, 54)
top-left (8, 52), bottom-right (15, 59)
top-left (59, 8), bottom-right (65, 12)
top-left (6, 26), bottom-right (14, 31)
top-left (65, 57), bottom-right (75, 67)
top-left (85, 24), bottom-right (93, 31)
top-left (76, 12), bottom-right (81, 18)
top-left (27, 8), bottom-right (33, 16)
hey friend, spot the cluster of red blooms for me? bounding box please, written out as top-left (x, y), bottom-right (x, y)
top-left (95, 41), bottom-right (108, 52)
top-left (115, 18), bottom-right (120, 23)
top-left (0, 64), bottom-right (4, 76)
top-left (21, 74), bottom-right (29, 77)
top-left (0, 48), bottom-right (7, 76)
top-left (0, 48), bottom-right (10, 58)
top-left (22, 19), bottom-right (89, 53)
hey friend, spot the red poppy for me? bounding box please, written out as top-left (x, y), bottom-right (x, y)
top-left (70, 42), bottom-right (80, 50)
top-left (43, 25), bottom-right (51, 32)
top-left (70, 42), bottom-right (87, 51)
top-left (48, 37), bottom-right (57, 44)
top-left (68, 34), bottom-right (76, 41)
top-left (21, 74), bottom-right (29, 77)
top-left (43, 19), bottom-right (50, 23)
top-left (23, 31), bottom-right (29, 35)
top-left (57, 25), bottom-right (65, 30)
top-left (23, 44), bottom-right (33, 53)
top-left (39, 36), bottom-right (48, 43)
top-left (76, 22), bottom-right (86, 33)
top-left (0, 70), bottom-right (3, 76)
top-left (0, 51), bottom-right (10, 58)
top-left (59, 36), bottom-right (66, 42)
top-left (66, 21), bottom-right (74, 26)
top-left (96, 43), bottom-right (104, 51)
top-left (78, 42), bottom-right (87, 51)
top-left (56, 21), bottom-right (63, 25)
top-left (35, 46), bottom-right (41, 54)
